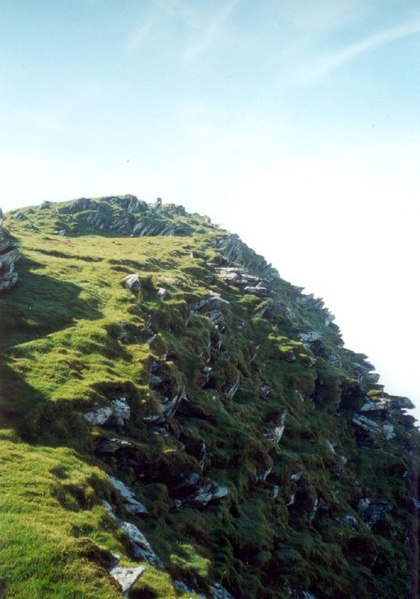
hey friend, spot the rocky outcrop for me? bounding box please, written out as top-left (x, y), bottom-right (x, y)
top-left (0, 222), bottom-right (20, 293)
top-left (84, 397), bottom-right (131, 428)
top-left (109, 564), bottom-right (145, 597)
top-left (121, 274), bottom-right (142, 295)
top-left (108, 475), bottom-right (148, 515)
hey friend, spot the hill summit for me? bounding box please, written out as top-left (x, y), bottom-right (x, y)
top-left (0, 196), bottom-right (418, 599)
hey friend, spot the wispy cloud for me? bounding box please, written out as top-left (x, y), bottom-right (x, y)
top-left (183, 0), bottom-right (239, 62)
top-left (1, 102), bottom-right (62, 132)
top-left (127, 16), bottom-right (155, 53)
top-left (303, 20), bottom-right (420, 81)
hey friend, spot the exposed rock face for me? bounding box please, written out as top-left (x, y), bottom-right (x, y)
top-left (109, 564), bottom-right (145, 597)
top-left (122, 274), bottom-right (142, 295)
top-left (84, 397), bottom-right (131, 428)
top-left (0, 223), bottom-right (20, 293)
top-left (108, 474), bottom-right (148, 515)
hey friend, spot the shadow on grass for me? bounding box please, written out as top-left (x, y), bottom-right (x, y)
top-left (0, 257), bottom-right (102, 349)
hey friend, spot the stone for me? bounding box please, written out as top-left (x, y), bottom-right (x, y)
top-left (227, 375), bottom-right (241, 399)
top-left (0, 225), bottom-right (20, 294)
top-left (210, 582), bottom-right (236, 599)
top-left (357, 498), bottom-right (393, 525)
top-left (116, 519), bottom-right (164, 570)
top-left (157, 287), bottom-right (168, 300)
top-left (338, 513), bottom-right (359, 529)
top-left (109, 565), bottom-right (145, 596)
top-left (84, 406), bottom-right (113, 426)
top-left (243, 284), bottom-right (270, 298)
top-left (174, 580), bottom-right (206, 598)
top-left (260, 383), bottom-right (272, 397)
top-left (181, 480), bottom-right (229, 507)
top-left (97, 437), bottom-right (133, 454)
top-left (325, 439), bottom-right (336, 454)
top-left (122, 274), bottom-right (142, 294)
top-left (193, 293), bottom-right (230, 314)
top-left (265, 411), bottom-right (287, 444)
top-left (108, 475), bottom-right (148, 515)
top-left (255, 467), bottom-right (272, 482)
top-left (351, 414), bottom-right (381, 435)
top-left (84, 397), bottom-right (130, 428)
top-left (111, 397), bottom-right (131, 426)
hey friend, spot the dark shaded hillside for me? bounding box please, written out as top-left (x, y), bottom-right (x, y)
top-left (0, 196), bottom-right (418, 599)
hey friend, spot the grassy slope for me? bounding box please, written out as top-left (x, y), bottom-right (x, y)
top-left (0, 200), bottom-right (418, 598)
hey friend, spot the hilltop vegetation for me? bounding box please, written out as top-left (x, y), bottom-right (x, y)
top-left (0, 196), bottom-right (418, 599)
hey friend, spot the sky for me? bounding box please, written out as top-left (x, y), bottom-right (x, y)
top-left (1, 0), bottom-right (419, 421)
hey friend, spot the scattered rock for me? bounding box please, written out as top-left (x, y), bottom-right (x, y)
top-left (116, 519), bottom-right (164, 570)
top-left (0, 224), bottom-right (20, 293)
top-left (264, 411), bottom-right (287, 444)
top-left (84, 397), bottom-right (130, 428)
top-left (174, 580), bottom-right (206, 598)
top-left (108, 475), bottom-right (148, 515)
top-left (97, 437), bottom-right (133, 455)
top-left (157, 287), bottom-right (168, 300)
top-left (109, 564), bottom-right (145, 597)
top-left (122, 274), bottom-right (142, 295)
top-left (178, 480), bottom-right (229, 507)
top-left (357, 498), bottom-right (393, 526)
top-left (210, 582), bottom-right (236, 599)
top-left (325, 439), bottom-right (336, 454)
top-left (84, 406), bottom-right (114, 426)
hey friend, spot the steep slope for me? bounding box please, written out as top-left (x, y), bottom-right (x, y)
top-left (0, 196), bottom-right (418, 599)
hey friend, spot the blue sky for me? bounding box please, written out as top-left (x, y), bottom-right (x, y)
top-left (1, 0), bottom-right (420, 419)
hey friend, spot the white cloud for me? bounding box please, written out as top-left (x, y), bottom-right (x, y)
top-left (302, 19), bottom-right (420, 80)
top-left (183, 0), bottom-right (239, 62)
top-left (126, 17), bottom-right (155, 53)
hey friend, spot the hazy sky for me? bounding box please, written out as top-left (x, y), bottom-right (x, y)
top-left (1, 0), bottom-right (419, 420)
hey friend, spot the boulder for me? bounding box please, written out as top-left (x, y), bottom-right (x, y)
top-left (116, 519), bottom-right (164, 570)
top-left (122, 274), bottom-right (142, 294)
top-left (84, 397), bottom-right (131, 428)
top-left (108, 475), bottom-right (148, 515)
top-left (210, 583), bottom-right (236, 599)
top-left (0, 225), bottom-right (20, 294)
top-left (109, 564), bottom-right (145, 596)
top-left (264, 411), bottom-right (287, 444)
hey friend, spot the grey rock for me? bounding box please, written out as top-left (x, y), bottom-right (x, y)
top-left (111, 397), bottom-right (131, 426)
top-left (157, 287), bottom-right (168, 300)
top-left (109, 565), bottom-right (145, 596)
top-left (243, 284), bottom-right (270, 298)
top-left (117, 519), bottom-right (164, 570)
top-left (122, 274), bottom-right (142, 294)
top-left (352, 414), bottom-right (381, 435)
top-left (84, 397), bottom-right (130, 428)
top-left (193, 293), bottom-right (230, 314)
top-left (97, 437), bottom-right (133, 454)
top-left (265, 411), bottom-right (287, 444)
top-left (298, 331), bottom-right (322, 344)
top-left (325, 439), bottom-right (336, 454)
top-left (0, 225), bottom-right (20, 293)
top-left (174, 580), bottom-right (206, 598)
top-left (255, 467), bottom-right (272, 482)
top-left (181, 480), bottom-right (229, 507)
top-left (210, 582), bottom-right (236, 599)
top-left (84, 406), bottom-right (114, 426)
top-left (260, 383), bottom-right (272, 397)
top-left (338, 513), bottom-right (359, 529)
top-left (227, 375), bottom-right (241, 399)
top-left (108, 475), bottom-right (148, 515)
top-left (357, 498), bottom-right (393, 525)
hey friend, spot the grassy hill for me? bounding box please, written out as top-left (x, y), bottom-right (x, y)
top-left (0, 196), bottom-right (418, 598)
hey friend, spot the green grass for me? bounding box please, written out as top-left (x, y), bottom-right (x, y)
top-left (0, 198), bottom-right (418, 598)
